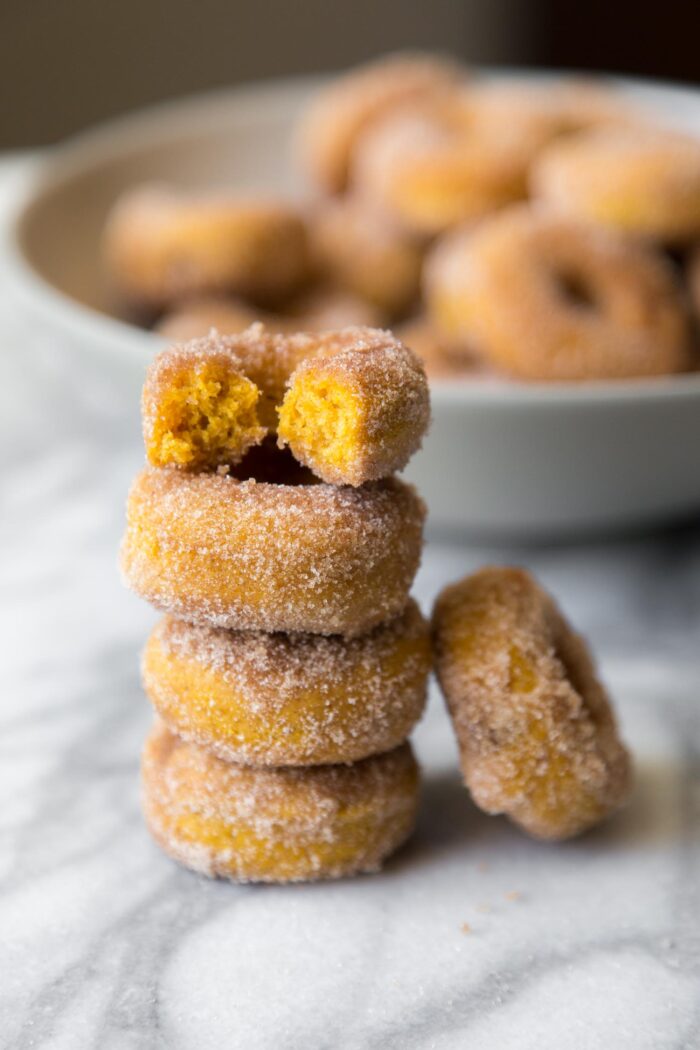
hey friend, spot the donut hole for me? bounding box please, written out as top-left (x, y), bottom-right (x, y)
top-left (278, 374), bottom-right (362, 480)
top-left (147, 361), bottom-right (265, 470)
top-left (230, 439), bottom-right (317, 486)
top-left (553, 268), bottom-right (598, 312)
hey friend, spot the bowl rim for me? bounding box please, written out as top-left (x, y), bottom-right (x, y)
top-left (3, 68), bottom-right (700, 406)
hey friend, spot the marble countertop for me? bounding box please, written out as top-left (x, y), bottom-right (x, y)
top-left (2, 185), bottom-right (700, 1050)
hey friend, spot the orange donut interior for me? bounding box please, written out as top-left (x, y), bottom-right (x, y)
top-left (146, 355), bottom-right (264, 470)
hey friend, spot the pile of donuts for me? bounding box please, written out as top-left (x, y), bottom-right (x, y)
top-left (121, 324), bottom-right (633, 882)
top-left (120, 324), bottom-right (433, 881)
top-left (102, 52), bottom-right (700, 383)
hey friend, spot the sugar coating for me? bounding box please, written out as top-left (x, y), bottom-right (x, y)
top-left (278, 327), bottom-right (430, 486)
top-left (142, 721), bottom-right (420, 882)
top-left (532, 127), bottom-right (700, 242)
top-left (101, 184), bottom-right (310, 311)
top-left (142, 600), bottom-right (430, 766)
top-left (351, 98), bottom-right (533, 236)
top-left (424, 204), bottom-right (691, 380)
top-left (121, 465), bottom-right (425, 636)
top-left (432, 566), bottom-right (633, 840)
top-left (297, 51), bottom-right (465, 193)
top-left (156, 289), bottom-right (383, 344)
top-left (309, 198), bottom-right (422, 316)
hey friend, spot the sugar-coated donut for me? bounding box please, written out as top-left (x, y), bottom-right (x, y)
top-left (121, 457), bottom-right (425, 636)
top-left (298, 52), bottom-right (464, 193)
top-left (155, 288), bottom-right (383, 344)
top-left (532, 128), bottom-right (700, 242)
top-left (278, 327), bottom-right (430, 485)
top-left (102, 185), bottom-right (310, 312)
top-left (351, 100), bottom-right (532, 236)
top-left (309, 199), bottom-right (423, 316)
top-left (142, 340), bottom-right (265, 470)
top-left (142, 600), bottom-right (430, 766)
top-left (142, 721), bottom-right (420, 882)
top-left (464, 79), bottom-right (636, 155)
top-left (432, 566), bottom-right (632, 840)
top-left (425, 205), bottom-right (690, 380)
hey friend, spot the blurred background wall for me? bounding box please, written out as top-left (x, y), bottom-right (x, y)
top-left (0, 0), bottom-right (698, 146)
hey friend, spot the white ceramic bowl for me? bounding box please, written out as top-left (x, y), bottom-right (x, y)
top-left (4, 73), bottom-right (700, 538)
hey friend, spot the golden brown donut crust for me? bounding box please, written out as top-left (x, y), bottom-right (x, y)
top-left (121, 465), bottom-right (425, 636)
top-left (142, 721), bottom-right (420, 882)
top-left (432, 566), bottom-right (632, 840)
top-left (532, 128), bottom-right (700, 243)
top-left (102, 185), bottom-right (310, 312)
top-left (142, 600), bottom-right (430, 766)
top-left (425, 205), bottom-right (691, 380)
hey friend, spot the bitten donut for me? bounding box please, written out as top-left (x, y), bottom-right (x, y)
top-left (277, 328), bottom-right (430, 485)
top-left (102, 185), bottom-right (310, 312)
top-left (532, 128), bottom-right (700, 242)
top-left (425, 205), bottom-right (690, 380)
top-left (142, 339), bottom-right (265, 470)
top-left (121, 458), bottom-right (425, 636)
top-left (432, 567), bottom-right (632, 840)
top-left (351, 99), bottom-right (533, 236)
top-left (155, 288), bottom-right (383, 343)
top-left (298, 51), bottom-right (464, 193)
top-left (142, 600), bottom-right (430, 766)
top-left (142, 721), bottom-right (420, 882)
top-left (309, 198), bottom-right (423, 316)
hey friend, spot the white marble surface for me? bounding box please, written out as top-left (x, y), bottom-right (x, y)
top-left (2, 185), bottom-right (700, 1050)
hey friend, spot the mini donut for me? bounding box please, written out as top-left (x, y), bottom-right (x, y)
top-left (351, 99), bottom-right (533, 236)
top-left (532, 128), bottom-right (700, 242)
top-left (155, 288), bottom-right (383, 343)
top-left (298, 52), bottom-right (464, 193)
top-left (120, 457), bottom-right (425, 636)
top-left (432, 566), bottom-right (632, 840)
top-left (142, 339), bottom-right (265, 470)
top-left (142, 721), bottom-right (420, 882)
top-left (142, 600), bottom-right (430, 766)
top-left (424, 205), bottom-right (691, 380)
top-left (309, 198), bottom-right (423, 316)
top-left (102, 185), bottom-right (310, 312)
top-left (464, 79), bottom-right (636, 155)
top-left (277, 327), bottom-right (430, 486)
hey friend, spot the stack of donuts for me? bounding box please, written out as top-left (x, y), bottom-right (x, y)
top-left (102, 52), bottom-right (700, 383)
top-left (120, 323), bottom-right (432, 882)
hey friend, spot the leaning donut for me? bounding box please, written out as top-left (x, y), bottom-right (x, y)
top-left (532, 128), bottom-right (700, 243)
top-left (142, 721), bottom-right (420, 882)
top-left (102, 185), bottom-right (310, 313)
top-left (424, 205), bottom-right (690, 380)
top-left (142, 600), bottom-right (430, 766)
top-left (121, 461), bottom-right (425, 636)
top-left (432, 566), bottom-right (632, 840)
